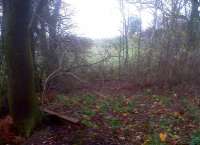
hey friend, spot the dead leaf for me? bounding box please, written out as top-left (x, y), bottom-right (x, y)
top-left (159, 132), bottom-right (167, 142)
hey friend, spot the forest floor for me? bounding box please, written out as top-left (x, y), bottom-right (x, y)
top-left (2, 81), bottom-right (200, 145)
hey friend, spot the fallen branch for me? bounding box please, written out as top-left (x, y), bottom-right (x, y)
top-left (40, 107), bottom-right (79, 124)
top-left (41, 68), bottom-right (62, 105)
top-left (41, 52), bottom-right (111, 104)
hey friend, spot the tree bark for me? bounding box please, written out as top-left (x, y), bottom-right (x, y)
top-left (4, 0), bottom-right (38, 136)
top-left (48, 0), bottom-right (62, 73)
top-left (188, 0), bottom-right (200, 49)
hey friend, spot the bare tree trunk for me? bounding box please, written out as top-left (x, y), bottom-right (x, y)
top-left (120, 0), bottom-right (125, 67)
top-left (118, 36), bottom-right (122, 80)
top-left (124, 18), bottom-right (129, 65)
top-left (0, 0), bottom-right (9, 116)
top-left (137, 0), bottom-right (142, 78)
top-left (48, 0), bottom-right (62, 73)
top-left (188, 0), bottom-right (200, 50)
top-left (4, 0), bottom-right (38, 136)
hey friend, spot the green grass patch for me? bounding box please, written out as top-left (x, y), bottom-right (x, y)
top-left (82, 95), bottom-right (96, 105)
top-left (99, 100), bottom-right (110, 113)
top-left (81, 107), bottom-right (96, 116)
top-left (56, 94), bottom-right (136, 131)
top-left (57, 94), bottom-right (97, 108)
top-left (98, 96), bottom-right (135, 114)
top-left (152, 95), bottom-right (172, 106)
top-left (181, 97), bottom-right (200, 123)
top-left (81, 119), bottom-right (98, 128)
top-left (110, 96), bottom-right (135, 113)
top-left (57, 94), bottom-right (81, 107)
top-left (126, 100), bottom-right (136, 112)
top-left (106, 117), bottom-right (122, 129)
top-left (190, 130), bottom-right (200, 145)
top-left (145, 133), bottom-right (166, 145)
top-left (159, 118), bottom-right (173, 133)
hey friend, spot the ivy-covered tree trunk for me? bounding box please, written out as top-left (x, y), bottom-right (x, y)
top-left (4, 0), bottom-right (38, 136)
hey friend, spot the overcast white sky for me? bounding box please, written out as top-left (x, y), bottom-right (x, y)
top-left (65, 0), bottom-right (153, 39)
